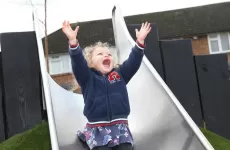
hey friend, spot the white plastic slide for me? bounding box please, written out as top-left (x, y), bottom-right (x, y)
top-left (33, 5), bottom-right (215, 150)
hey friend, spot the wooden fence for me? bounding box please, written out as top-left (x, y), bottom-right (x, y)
top-left (0, 32), bottom-right (43, 142)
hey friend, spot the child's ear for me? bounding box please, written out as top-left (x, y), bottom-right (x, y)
top-left (88, 59), bottom-right (94, 68)
top-left (88, 61), bottom-right (92, 68)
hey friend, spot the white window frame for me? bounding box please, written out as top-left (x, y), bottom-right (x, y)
top-left (208, 32), bottom-right (230, 54)
top-left (49, 55), bottom-right (63, 75)
top-left (49, 53), bottom-right (72, 75)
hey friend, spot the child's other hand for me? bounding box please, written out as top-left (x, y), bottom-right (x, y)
top-left (62, 20), bottom-right (79, 44)
top-left (135, 22), bottom-right (151, 45)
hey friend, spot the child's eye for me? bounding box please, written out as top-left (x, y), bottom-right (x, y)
top-left (108, 54), bottom-right (112, 56)
top-left (98, 53), bottom-right (102, 55)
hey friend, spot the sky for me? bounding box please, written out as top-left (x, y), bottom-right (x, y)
top-left (0, 0), bottom-right (229, 37)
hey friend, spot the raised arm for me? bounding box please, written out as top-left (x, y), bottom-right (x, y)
top-left (119, 22), bottom-right (151, 84)
top-left (62, 20), bottom-right (91, 88)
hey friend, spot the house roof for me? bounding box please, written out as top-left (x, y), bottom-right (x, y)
top-left (43, 2), bottom-right (230, 54)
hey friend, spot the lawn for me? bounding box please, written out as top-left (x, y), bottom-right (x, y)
top-left (0, 121), bottom-right (230, 150)
top-left (0, 121), bottom-right (51, 150)
top-left (201, 128), bottom-right (230, 150)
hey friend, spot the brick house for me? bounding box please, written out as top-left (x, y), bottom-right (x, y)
top-left (42, 2), bottom-right (230, 93)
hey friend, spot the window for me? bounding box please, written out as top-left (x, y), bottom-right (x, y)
top-left (208, 32), bottom-right (230, 54)
top-left (49, 54), bottom-right (72, 75)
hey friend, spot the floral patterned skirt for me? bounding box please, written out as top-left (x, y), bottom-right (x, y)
top-left (77, 123), bottom-right (134, 149)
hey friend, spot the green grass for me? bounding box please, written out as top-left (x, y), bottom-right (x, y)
top-left (201, 128), bottom-right (230, 150)
top-left (0, 121), bottom-right (51, 150)
top-left (0, 121), bottom-right (230, 150)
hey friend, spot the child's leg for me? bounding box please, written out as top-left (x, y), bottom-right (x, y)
top-left (92, 145), bottom-right (112, 150)
top-left (112, 143), bottom-right (133, 150)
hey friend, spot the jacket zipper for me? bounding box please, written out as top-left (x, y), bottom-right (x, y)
top-left (104, 75), bottom-right (112, 121)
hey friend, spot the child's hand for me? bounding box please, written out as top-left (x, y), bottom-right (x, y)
top-left (135, 22), bottom-right (151, 45)
top-left (62, 20), bottom-right (79, 44)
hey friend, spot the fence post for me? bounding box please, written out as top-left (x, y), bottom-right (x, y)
top-left (0, 52), bottom-right (6, 142)
top-left (0, 32), bottom-right (42, 138)
top-left (195, 54), bottom-right (230, 139)
top-left (159, 39), bottom-right (203, 127)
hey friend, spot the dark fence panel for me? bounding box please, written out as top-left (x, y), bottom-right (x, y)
top-left (0, 53), bottom-right (5, 142)
top-left (160, 39), bottom-right (203, 127)
top-left (127, 24), bottom-right (165, 79)
top-left (195, 54), bottom-right (230, 139)
top-left (0, 32), bottom-right (42, 138)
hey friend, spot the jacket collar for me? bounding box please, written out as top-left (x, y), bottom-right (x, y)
top-left (90, 68), bottom-right (115, 76)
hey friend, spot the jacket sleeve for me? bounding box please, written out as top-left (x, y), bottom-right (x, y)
top-left (68, 43), bottom-right (91, 88)
top-left (119, 42), bottom-right (145, 84)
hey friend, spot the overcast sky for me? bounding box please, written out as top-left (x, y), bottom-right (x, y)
top-left (0, 0), bottom-right (229, 37)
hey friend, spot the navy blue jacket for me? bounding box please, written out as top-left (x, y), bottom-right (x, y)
top-left (68, 42), bottom-right (145, 124)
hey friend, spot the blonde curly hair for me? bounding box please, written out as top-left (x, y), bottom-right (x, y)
top-left (82, 41), bottom-right (118, 68)
top-left (70, 41), bottom-right (119, 93)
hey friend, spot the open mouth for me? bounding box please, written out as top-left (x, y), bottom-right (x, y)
top-left (103, 58), bottom-right (111, 67)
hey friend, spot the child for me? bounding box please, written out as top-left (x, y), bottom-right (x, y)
top-left (62, 20), bottom-right (151, 150)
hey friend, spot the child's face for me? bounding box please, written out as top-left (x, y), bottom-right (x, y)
top-left (91, 47), bottom-right (114, 74)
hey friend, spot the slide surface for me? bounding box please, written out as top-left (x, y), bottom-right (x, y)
top-left (33, 5), bottom-right (214, 150)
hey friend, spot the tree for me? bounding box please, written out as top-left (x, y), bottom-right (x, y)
top-left (44, 0), bottom-right (49, 73)
top-left (13, 0), bottom-right (49, 72)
